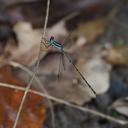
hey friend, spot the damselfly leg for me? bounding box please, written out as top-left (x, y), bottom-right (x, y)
top-left (57, 33), bottom-right (74, 80)
top-left (41, 37), bottom-right (52, 51)
top-left (61, 51), bottom-right (66, 71)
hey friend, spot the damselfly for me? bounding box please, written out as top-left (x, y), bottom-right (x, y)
top-left (43, 36), bottom-right (97, 97)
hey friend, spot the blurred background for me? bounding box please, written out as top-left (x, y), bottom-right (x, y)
top-left (0, 0), bottom-right (128, 127)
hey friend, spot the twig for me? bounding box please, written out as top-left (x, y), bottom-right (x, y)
top-left (13, 0), bottom-right (51, 128)
top-left (0, 82), bottom-right (128, 125)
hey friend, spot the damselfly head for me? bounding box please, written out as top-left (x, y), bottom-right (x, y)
top-left (50, 36), bottom-right (54, 41)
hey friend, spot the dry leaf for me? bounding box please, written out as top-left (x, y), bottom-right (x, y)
top-left (12, 21), bottom-right (46, 65)
top-left (76, 18), bottom-right (107, 43)
top-left (105, 46), bottom-right (128, 66)
top-left (0, 65), bottom-right (46, 127)
top-left (76, 56), bottom-right (111, 97)
top-left (73, 8), bottom-right (118, 44)
top-left (111, 97), bottom-right (128, 117)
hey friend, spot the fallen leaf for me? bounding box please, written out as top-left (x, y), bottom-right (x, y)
top-left (76, 18), bottom-right (106, 43)
top-left (12, 21), bottom-right (46, 66)
top-left (0, 65), bottom-right (46, 127)
top-left (73, 7), bottom-right (118, 44)
top-left (76, 56), bottom-right (111, 97)
top-left (111, 97), bottom-right (128, 117)
top-left (105, 45), bottom-right (128, 66)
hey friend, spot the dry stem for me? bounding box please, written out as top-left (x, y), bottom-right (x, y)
top-left (0, 82), bottom-right (127, 126)
top-left (13, 0), bottom-right (51, 127)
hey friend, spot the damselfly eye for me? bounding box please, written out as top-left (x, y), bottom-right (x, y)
top-left (50, 36), bottom-right (54, 41)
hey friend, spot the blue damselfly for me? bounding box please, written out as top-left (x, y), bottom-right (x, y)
top-left (43, 36), bottom-right (97, 97)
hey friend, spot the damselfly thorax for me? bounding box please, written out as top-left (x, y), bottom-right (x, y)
top-left (48, 36), bottom-right (64, 52)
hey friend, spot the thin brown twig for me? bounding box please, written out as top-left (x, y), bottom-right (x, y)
top-left (0, 82), bottom-right (128, 126)
top-left (13, 0), bottom-right (51, 127)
